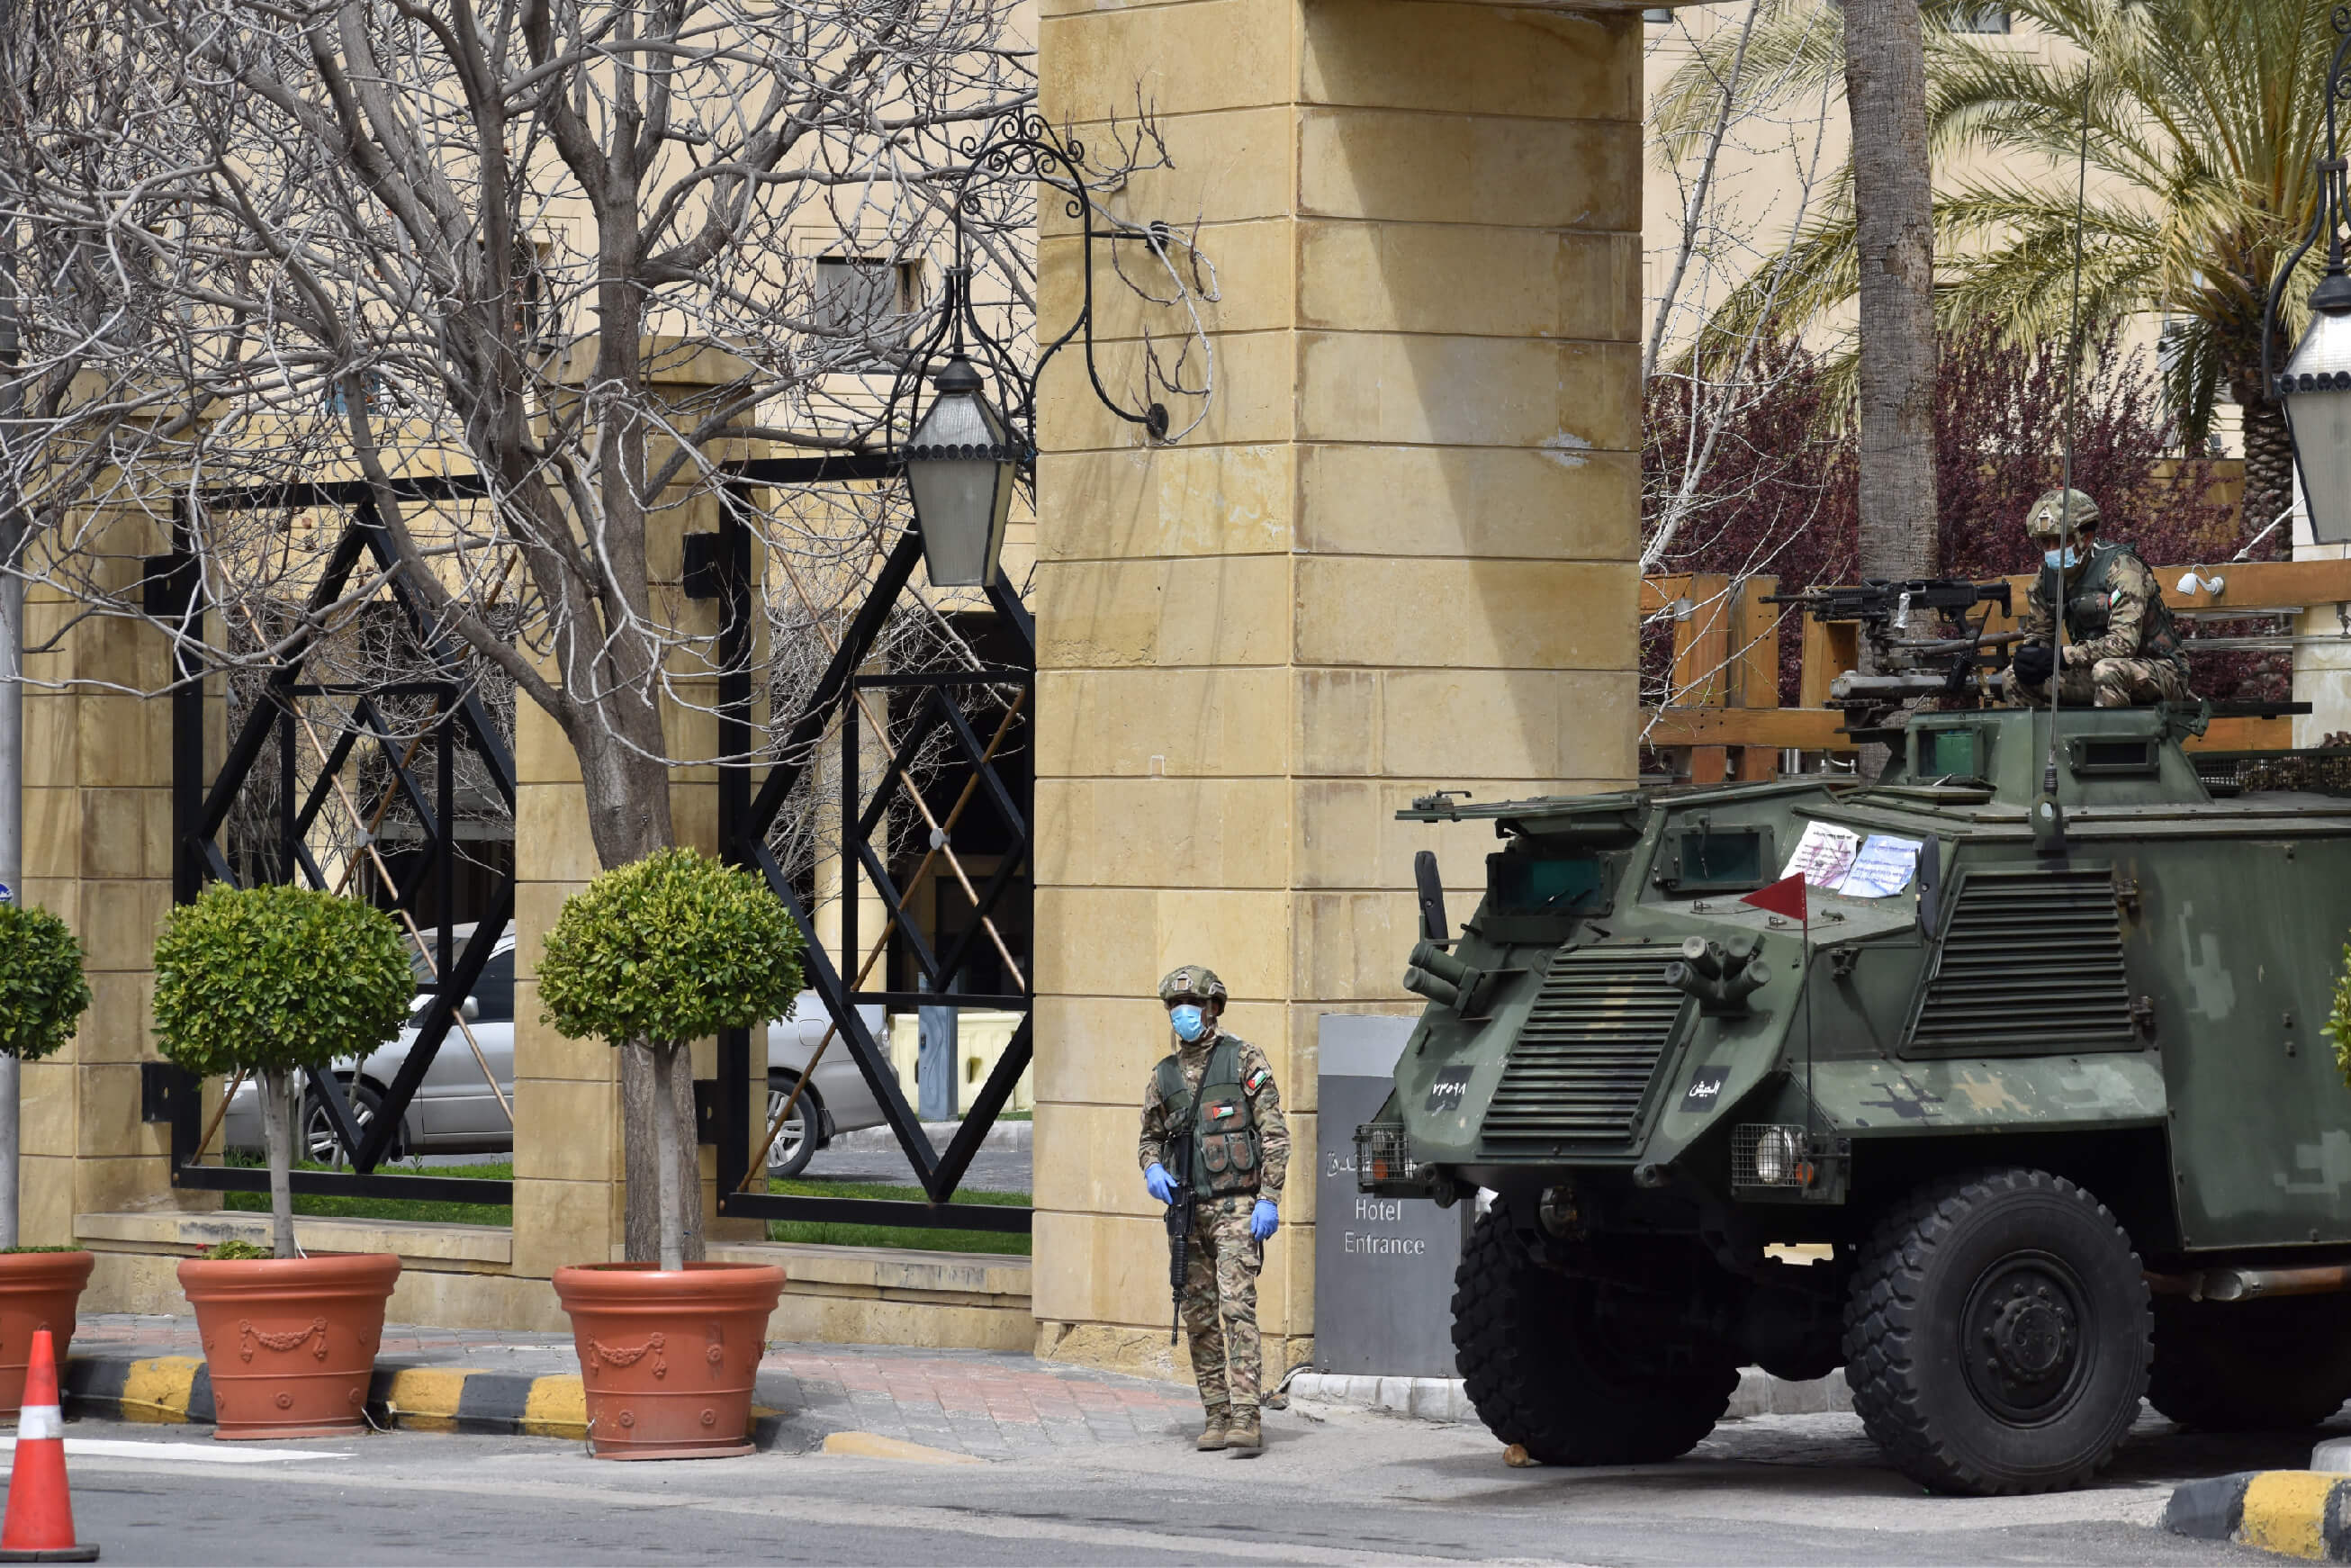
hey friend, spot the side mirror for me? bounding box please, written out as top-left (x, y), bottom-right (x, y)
top-left (1414, 850), bottom-right (1449, 944)
top-left (461, 996), bottom-right (481, 1023)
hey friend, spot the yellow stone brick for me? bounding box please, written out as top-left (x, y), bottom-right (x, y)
top-left (513, 1011), bottom-right (620, 1083)
top-left (77, 1062), bottom-right (154, 1158)
top-left (74, 1154), bottom-right (171, 1216)
top-left (18, 1156), bottom-right (75, 1248)
top-left (20, 1061), bottom-right (74, 1159)
top-left (515, 784), bottom-right (604, 883)
top-left (1034, 446), bottom-right (1294, 563)
top-left (512, 1077), bottom-right (620, 1182)
top-left (1042, 221), bottom-right (1296, 344)
top-left (1299, 333), bottom-right (1639, 452)
top-left (79, 789), bottom-right (152, 881)
top-left (1371, 668), bottom-right (1639, 779)
top-left (1032, 1101), bottom-right (1164, 1217)
top-left (1033, 888), bottom-right (1157, 1000)
top-left (24, 694), bottom-right (74, 789)
top-left (77, 697), bottom-right (166, 789)
top-left (1294, 556), bottom-right (1638, 670)
top-left (1300, 0), bottom-right (1637, 121)
top-left (1031, 1207), bottom-right (1185, 1328)
top-left (23, 789), bottom-right (78, 880)
top-left (1299, 223), bottom-right (1639, 342)
top-left (1040, 0), bottom-right (1293, 123)
top-left (1294, 891), bottom-right (1418, 1003)
top-left (1035, 668), bottom-right (1290, 779)
top-left (1034, 555), bottom-right (1292, 669)
top-left (1032, 778), bottom-right (1290, 887)
top-left (511, 1176), bottom-right (621, 1277)
top-left (514, 706), bottom-right (583, 787)
top-left (1040, 109), bottom-right (1299, 235)
top-left (1295, 445), bottom-right (1637, 563)
top-left (1039, 329), bottom-right (1297, 455)
top-left (1299, 108), bottom-right (1637, 230)
top-left (77, 879), bottom-right (170, 975)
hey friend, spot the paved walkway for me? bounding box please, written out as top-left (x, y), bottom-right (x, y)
top-left (68, 1315), bottom-right (1202, 1458)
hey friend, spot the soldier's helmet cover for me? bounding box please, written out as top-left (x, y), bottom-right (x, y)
top-left (1157, 966), bottom-right (1229, 1006)
top-left (2023, 488), bottom-right (2102, 543)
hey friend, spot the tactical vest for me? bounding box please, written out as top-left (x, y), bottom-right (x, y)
top-left (2065, 541), bottom-right (2184, 667)
top-left (1154, 1036), bottom-right (1261, 1197)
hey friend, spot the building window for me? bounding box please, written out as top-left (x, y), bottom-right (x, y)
top-left (815, 256), bottom-right (920, 365)
top-left (1952, 5), bottom-right (2011, 32)
top-left (1643, 6), bottom-right (1672, 21)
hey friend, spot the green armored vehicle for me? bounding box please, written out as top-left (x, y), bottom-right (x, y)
top-left (1359, 700), bottom-right (2351, 1495)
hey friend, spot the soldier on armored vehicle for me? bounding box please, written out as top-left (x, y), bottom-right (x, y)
top-left (2006, 487), bottom-right (2191, 708)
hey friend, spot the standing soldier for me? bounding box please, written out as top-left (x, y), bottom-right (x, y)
top-left (1138, 965), bottom-right (1288, 1455)
top-left (2006, 488), bottom-right (2193, 708)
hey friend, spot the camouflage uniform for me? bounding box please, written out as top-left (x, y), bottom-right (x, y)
top-left (1138, 1027), bottom-right (1289, 1415)
top-left (2006, 490), bottom-right (2192, 709)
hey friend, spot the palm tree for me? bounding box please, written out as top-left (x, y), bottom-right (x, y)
top-left (1662, 0), bottom-right (2338, 540)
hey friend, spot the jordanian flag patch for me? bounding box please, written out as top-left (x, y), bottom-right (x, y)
top-left (1245, 1067), bottom-right (1271, 1094)
top-left (1212, 1103), bottom-right (1240, 1121)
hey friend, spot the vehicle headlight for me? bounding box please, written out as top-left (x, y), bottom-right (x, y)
top-left (1740, 1122), bottom-right (1807, 1187)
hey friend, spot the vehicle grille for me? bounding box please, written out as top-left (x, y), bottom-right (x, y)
top-left (1480, 948), bottom-right (1687, 1156)
top-left (1908, 867), bottom-right (2134, 1054)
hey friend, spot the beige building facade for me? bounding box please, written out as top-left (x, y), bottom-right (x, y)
top-left (22, 0), bottom-right (1652, 1368)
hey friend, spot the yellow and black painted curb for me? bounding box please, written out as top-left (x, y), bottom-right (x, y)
top-left (60, 1353), bottom-right (786, 1447)
top-left (2166, 1471), bottom-right (2351, 1560)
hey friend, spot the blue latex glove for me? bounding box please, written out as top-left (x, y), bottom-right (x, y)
top-left (1250, 1199), bottom-right (1278, 1240)
top-left (1145, 1162), bottom-right (1176, 1204)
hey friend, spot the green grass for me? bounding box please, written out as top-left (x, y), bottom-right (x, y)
top-left (221, 1159), bottom-right (515, 1227)
top-left (763, 1178), bottom-right (1031, 1256)
top-left (212, 1164), bottom-right (1030, 1254)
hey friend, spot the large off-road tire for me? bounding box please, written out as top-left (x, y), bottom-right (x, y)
top-left (2148, 1294), bottom-right (2351, 1431)
top-left (1452, 1203), bottom-right (1739, 1465)
top-left (1845, 1168), bottom-right (2149, 1496)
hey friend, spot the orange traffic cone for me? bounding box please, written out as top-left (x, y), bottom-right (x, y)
top-left (0, 1329), bottom-right (95, 1562)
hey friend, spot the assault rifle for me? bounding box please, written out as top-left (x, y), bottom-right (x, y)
top-left (1762, 578), bottom-right (2019, 732)
top-left (1165, 1110), bottom-right (1197, 1345)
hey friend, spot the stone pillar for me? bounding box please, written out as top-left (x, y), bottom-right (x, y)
top-left (21, 509), bottom-right (186, 1248)
top-left (1031, 0), bottom-right (1641, 1375)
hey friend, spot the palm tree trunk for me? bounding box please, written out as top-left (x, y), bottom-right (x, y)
top-left (2239, 388), bottom-right (2297, 557)
top-left (1842, 0), bottom-right (1938, 581)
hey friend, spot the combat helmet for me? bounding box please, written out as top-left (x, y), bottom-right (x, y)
top-left (1157, 965), bottom-right (1228, 1007)
top-left (2024, 488), bottom-right (2102, 544)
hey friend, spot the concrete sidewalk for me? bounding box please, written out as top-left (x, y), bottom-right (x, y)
top-left (61, 1315), bottom-right (1201, 1459)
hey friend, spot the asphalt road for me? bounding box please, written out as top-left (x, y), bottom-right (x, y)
top-left (28, 1402), bottom-right (2289, 1565)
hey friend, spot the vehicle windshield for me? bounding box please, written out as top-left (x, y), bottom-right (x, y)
top-left (1488, 852), bottom-right (1606, 914)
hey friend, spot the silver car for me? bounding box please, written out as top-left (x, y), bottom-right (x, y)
top-left (224, 933), bottom-right (886, 1178)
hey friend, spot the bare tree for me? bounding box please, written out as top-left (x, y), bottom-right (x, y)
top-left (2, 0), bottom-right (1207, 1257)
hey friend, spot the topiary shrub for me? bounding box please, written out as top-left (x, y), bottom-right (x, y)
top-left (2330, 942), bottom-right (2351, 1087)
top-left (152, 885), bottom-right (414, 1257)
top-left (0, 904), bottom-right (92, 1066)
top-left (539, 848), bottom-right (804, 1270)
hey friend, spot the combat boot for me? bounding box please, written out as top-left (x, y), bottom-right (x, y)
top-left (1196, 1406), bottom-right (1230, 1451)
top-left (1226, 1407), bottom-right (1262, 1456)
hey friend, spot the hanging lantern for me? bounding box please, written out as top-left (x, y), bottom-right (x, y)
top-left (2278, 272), bottom-right (2351, 545)
top-left (903, 356), bottom-right (1018, 589)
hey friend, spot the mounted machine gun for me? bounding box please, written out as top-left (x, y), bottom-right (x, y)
top-left (1761, 579), bottom-right (2018, 734)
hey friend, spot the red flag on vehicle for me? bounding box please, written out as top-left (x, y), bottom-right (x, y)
top-left (1741, 872), bottom-right (1807, 923)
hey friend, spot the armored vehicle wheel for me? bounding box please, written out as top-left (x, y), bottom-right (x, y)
top-left (2148, 1295), bottom-right (2351, 1431)
top-left (1845, 1168), bottom-right (2149, 1496)
top-left (1452, 1203), bottom-right (1738, 1465)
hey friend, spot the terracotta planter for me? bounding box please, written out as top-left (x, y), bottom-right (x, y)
top-left (0, 1251), bottom-right (94, 1419)
top-left (554, 1261), bottom-right (786, 1460)
top-left (176, 1252), bottom-right (401, 1439)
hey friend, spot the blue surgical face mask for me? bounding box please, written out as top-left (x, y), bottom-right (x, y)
top-left (2044, 546), bottom-right (2081, 572)
top-left (1169, 1005), bottom-right (1206, 1042)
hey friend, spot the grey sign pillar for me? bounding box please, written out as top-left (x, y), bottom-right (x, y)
top-left (1315, 1013), bottom-right (1466, 1379)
